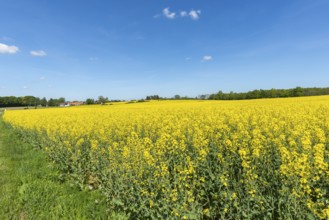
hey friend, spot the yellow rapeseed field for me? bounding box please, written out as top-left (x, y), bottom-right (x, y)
top-left (3, 97), bottom-right (329, 219)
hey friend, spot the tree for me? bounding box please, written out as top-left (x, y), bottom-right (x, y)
top-left (40, 97), bottom-right (48, 107)
top-left (98, 96), bottom-right (108, 104)
top-left (198, 94), bottom-right (208, 100)
top-left (217, 91), bottom-right (224, 100)
top-left (23, 96), bottom-right (37, 106)
top-left (48, 98), bottom-right (56, 106)
top-left (146, 95), bottom-right (160, 100)
top-left (58, 97), bottom-right (66, 103)
top-left (292, 86), bottom-right (303, 97)
top-left (174, 95), bottom-right (181, 100)
top-left (86, 98), bottom-right (95, 105)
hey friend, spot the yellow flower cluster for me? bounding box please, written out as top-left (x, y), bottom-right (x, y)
top-left (3, 96), bottom-right (329, 219)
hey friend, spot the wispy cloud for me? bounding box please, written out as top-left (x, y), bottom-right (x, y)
top-left (30, 50), bottom-right (47, 57)
top-left (202, 55), bottom-right (213, 61)
top-left (163, 8), bottom-right (176, 19)
top-left (185, 57), bottom-right (191, 61)
top-left (160, 8), bottom-right (201, 20)
top-left (23, 86), bottom-right (28, 89)
top-left (0, 43), bottom-right (19, 54)
top-left (39, 76), bottom-right (46, 80)
top-left (189, 10), bottom-right (201, 20)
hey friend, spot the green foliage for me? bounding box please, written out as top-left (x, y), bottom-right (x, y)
top-left (48, 97), bottom-right (66, 106)
top-left (0, 96), bottom-right (67, 107)
top-left (0, 96), bottom-right (40, 107)
top-left (208, 87), bottom-right (329, 100)
top-left (146, 95), bottom-right (160, 100)
top-left (86, 98), bottom-right (95, 105)
top-left (9, 115), bottom-right (323, 219)
top-left (0, 118), bottom-right (127, 219)
top-left (40, 97), bottom-right (48, 107)
top-left (98, 96), bottom-right (109, 104)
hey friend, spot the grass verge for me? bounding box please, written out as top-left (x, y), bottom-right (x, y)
top-left (0, 115), bottom-right (127, 220)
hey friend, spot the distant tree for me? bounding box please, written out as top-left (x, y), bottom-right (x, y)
top-left (208, 94), bottom-right (216, 100)
top-left (217, 91), bottom-right (224, 100)
top-left (110, 99), bottom-right (123, 102)
top-left (58, 97), bottom-right (66, 103)
top-left (23, 96), bottom-right (37, 106)
top-left (198, 94), bottom-right (208, 100)
top-left (146, 95), bottom-right (160, 100)
top-left (40, 97), bottom-right (48, 106)
top-left (269, 89), bottom-right (277, 98)
top-left (35, 97), bottom-right (41, 107)
top-left (48, 98), bottom-right (56, 106)
top-left (292, 86), bottom-right (303, 97)
top-left (174, 95), bottom-right (181, 100)
top-left (206, 86), bottom-right (329, 100)
top-left (98, 96), bottom-right (109, 104)
top-left (228, 91), bottom-right (235, 100)
top-left (86, 98), bottom-right (95, 105)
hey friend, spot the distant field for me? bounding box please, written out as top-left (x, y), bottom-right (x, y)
top-left (3, 96), bottom-right (329, 219)
top-left (0, 106), bottom-right (46, 111)
top-left (0, 107), bottom-right (27, 110)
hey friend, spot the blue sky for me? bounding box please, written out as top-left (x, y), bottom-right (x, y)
top-left (1, 0), bottom-right (329, 100)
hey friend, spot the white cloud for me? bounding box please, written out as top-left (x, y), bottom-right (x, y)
top-left (30, 50), bottom-right (47, 57)
top-left (189, 10), bottom-right (201, 20)
top-left (202, 55), bottom-right (213, 61)
top-left (185, 57), bottom-right (191, 61)
top-left (160, 8), bottom-right (201, 20)
top-left (180, 11), bottom-right (188, 17)
top-left (0, 43), bottom-right (19, 54)
top-left (39, 76), bottom-right (46, 80)
top-left (163, 7), bottom-right (176, 19)
top-left (23, 86), bottom-right (28, 89)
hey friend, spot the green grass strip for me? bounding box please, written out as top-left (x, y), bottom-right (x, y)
top-left (0, 114), bottom-right (127, 220)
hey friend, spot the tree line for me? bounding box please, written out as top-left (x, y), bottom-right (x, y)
top-left (1, 87), bottom-right (329, 107)
top-left (207, 87), bottom-right (329, 100)
top-left (144, 87), bottom-right (329, 101)
top-left (0, 96), bottom-right (66, 108)
top-left (0, 95), bottom-right (110, 107)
